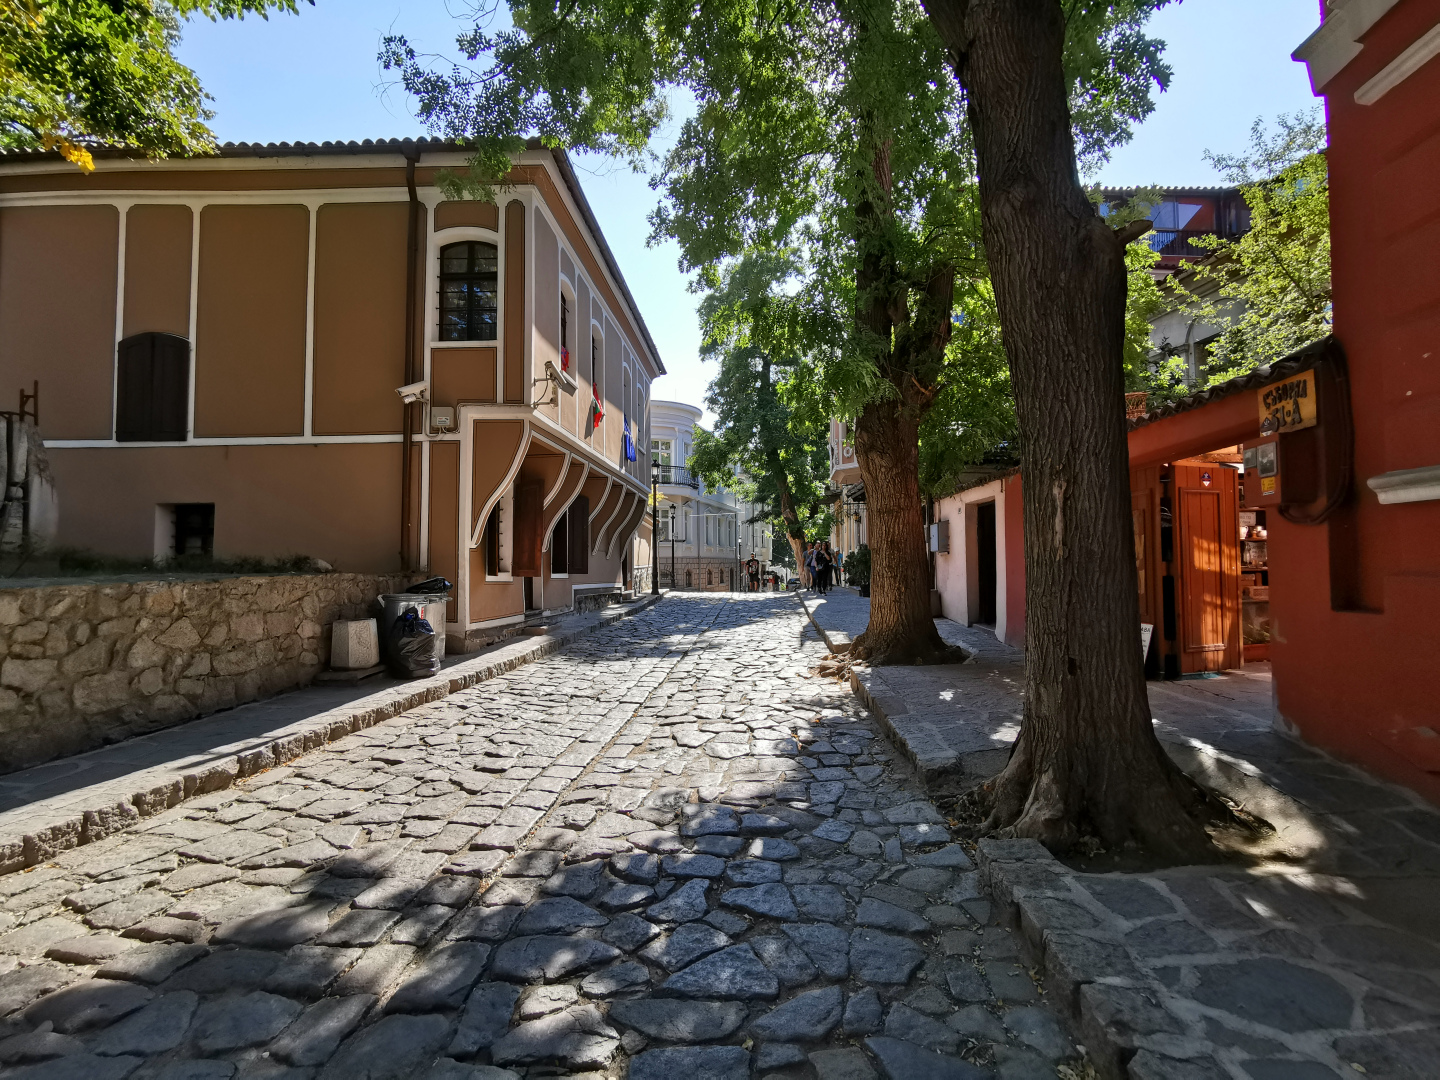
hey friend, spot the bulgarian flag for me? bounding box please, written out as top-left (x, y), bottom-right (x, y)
top-left (591, 381), bottom-right (604, 424)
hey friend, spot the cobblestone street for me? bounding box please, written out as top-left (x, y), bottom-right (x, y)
top-left (0, 594), bottom-right (1077, 1080)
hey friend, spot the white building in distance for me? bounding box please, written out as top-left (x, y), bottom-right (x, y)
top-left (649, 400), bottom-right (772, 591)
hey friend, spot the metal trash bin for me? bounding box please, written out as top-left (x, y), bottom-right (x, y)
top-left (379, 593), bottom-right (447, 673)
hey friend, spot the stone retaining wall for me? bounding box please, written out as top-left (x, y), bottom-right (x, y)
top-left (0, 573), bottom-right (409, 774)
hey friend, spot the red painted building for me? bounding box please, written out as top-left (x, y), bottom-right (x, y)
top-left (1133, 0), bottom-right (1440, 803)
top-left (1279, 0), bottom-right (1440, 801)
top-left (935, 1), bottom-right (1440, 805)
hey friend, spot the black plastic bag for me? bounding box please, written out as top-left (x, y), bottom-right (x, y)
top-left (385, 606), bottom-right (440, 679)
top-left (406, 576), bottom-right (453, 595)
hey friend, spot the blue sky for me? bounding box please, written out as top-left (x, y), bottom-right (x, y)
top-left (176, 0), bottom-right (1324, 419)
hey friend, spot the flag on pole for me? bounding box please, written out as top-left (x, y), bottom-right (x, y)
top-left (591, 381), bottom-right (605, 425)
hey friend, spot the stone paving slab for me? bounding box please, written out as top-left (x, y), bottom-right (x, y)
top-left (0, 593), bottom-right (1086, 1080)
top-left (807, 589), bottom-right (1440, 1079)
top-left (978, 831), bottom-right (1440, 1080)
top-left (0, 595), bottom-right (660, 875)
top-left (800, 590), bottom-right (1024, 783)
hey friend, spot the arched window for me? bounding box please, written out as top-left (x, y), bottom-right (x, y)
top-left (559, 289), bottom-right (572, 372)
top-left (439, 241), bottom-right (498, 341)
top-left (707, 569), bottom-right (713, 586)
top-left (685, 570), bottom-right (693, 587)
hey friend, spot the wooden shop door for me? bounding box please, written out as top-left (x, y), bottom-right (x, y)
top-left (1175, 461), bottom-right (1241, 673)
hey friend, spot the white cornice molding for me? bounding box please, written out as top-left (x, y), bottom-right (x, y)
top-left (1355, 20), bottom-right (1440, 103)
top-left (1367, 463), bottom-right (1440, 504)
top-left (1293, 0), bottom-right (1401, 93)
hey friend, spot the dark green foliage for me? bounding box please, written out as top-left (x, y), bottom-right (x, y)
top-left (1, 0), bottom-right (311, 167)
top-left (844, 542), bottom-right (870, 587)
top-left (685, 251), bottom-right (832, 552)
top-left (384, 0), bottom-right (1170, 490)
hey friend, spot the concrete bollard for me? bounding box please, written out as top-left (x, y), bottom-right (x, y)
top-left (330, 618), bottom-right (380, 670)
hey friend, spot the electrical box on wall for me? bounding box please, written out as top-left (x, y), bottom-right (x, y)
top-left (928, 520), bottom-right (950, 554)
top-left (1242, 347), bottom-right (1352, 524)
top-left (1244, 430), bottom-right (1321, 510)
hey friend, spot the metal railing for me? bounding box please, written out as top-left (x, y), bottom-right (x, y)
top-left (1148, 229), bottom-right (1220, 258)
top-left (654, 464), bottom-right (699, 488)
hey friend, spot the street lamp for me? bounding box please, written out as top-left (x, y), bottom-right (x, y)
top-left (650, 459), bottom-right (660, 596)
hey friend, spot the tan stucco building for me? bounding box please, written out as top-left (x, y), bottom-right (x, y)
top-left (0, 138), bottom-right (661, 647)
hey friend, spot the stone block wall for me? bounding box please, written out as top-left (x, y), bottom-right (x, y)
top-left (0, 573), bottom-right (409, 774)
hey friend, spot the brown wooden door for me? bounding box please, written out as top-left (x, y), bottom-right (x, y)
top-left (1174, 461), bottom-right (1241, 672)
top-left (1130, 467), bottom-right (1160, 631)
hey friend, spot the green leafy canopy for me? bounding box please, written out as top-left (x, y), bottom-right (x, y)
top-left (384, 0), bottom-right (1174, 490)
top-left (685, 249), bottom-right (833, 545)
top-left (1182, 111), bottom-right (1331, 382)
top-left (1, 0), bottom-right (312, 168)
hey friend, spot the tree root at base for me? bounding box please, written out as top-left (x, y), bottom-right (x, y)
top-left (848, 630), bottom-right (970, 667)
top-left (942, 736), bottom-right (1271, 868)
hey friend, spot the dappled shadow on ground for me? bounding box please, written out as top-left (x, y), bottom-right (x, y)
top-left (0, 589), bottom-right (1088, 1079)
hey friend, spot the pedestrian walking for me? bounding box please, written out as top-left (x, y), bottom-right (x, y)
top-left (803, 541), bottom-right (818, 590)
top-left (815, 542), bottom-right (832, 594)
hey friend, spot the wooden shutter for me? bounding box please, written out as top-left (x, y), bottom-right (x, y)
top-left (116, 332), bottom-right (188, 441)
top-left (152, 334), bottom-right (189, 439)
top-left (115, 335), bottom-right (152, 441)
top-left (568, 495), bottom-right (590, 575)
top-left (512, 479), bottom-right (544, 577)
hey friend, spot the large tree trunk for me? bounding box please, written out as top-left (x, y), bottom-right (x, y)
top-left (849, 397), bottom-right (950, 663)
top-left (921, 0), bottom-right (1214, 858)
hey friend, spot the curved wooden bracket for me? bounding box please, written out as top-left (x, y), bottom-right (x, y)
top-left (469, 418), bottom-right (530, 549)
top-left (590, 484), bottom-right (629, 556)
top-left (606, 490), bottom-right (649, 561)
top-left (541, 459), bottom-right (589, 552)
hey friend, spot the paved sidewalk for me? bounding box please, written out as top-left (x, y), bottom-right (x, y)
top-left (804, 588), bottom-right (1440, 1078)
top-left (0, 596), bottom-right (661, 876)
top-left (0, 594), bottom-right (1084, 1080)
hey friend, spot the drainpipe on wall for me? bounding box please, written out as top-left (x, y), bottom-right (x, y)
top-left (400, 144), bottom-right (421, 571)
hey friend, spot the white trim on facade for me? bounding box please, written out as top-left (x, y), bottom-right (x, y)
top-left (302, 204), bottom-right (318, 438)
top-left (1354, 20), bottom-right (1440, 103)
top-left (1367, 463), bottom-right (1440, 504)
top-left (1292, 0), bottom-right (1402, 93)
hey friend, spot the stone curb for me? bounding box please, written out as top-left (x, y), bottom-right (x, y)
top-left (794, 595), bottom-right (928, 775)
top-left (0, 593), bottom-right (664, 876)
top-left (799, 594), bottom-right (988, 789)
top-left (847, 664), bottom-right (989, 792)
top-left (975, 838), bottom-right (1217, 1080)
top-left (797, 591), bottom-right (852, 654)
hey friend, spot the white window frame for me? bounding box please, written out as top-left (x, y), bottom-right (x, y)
top-left (431, 226), bottom-right (502, 349)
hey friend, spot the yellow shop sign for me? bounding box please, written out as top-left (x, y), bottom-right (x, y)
top-left (1258, 369), bottom-right (1317, 435)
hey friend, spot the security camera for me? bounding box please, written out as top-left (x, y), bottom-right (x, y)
top-left (396, 380), bottom-right (429, 405)
top-left (544, 361), bottom-right (578, 394)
